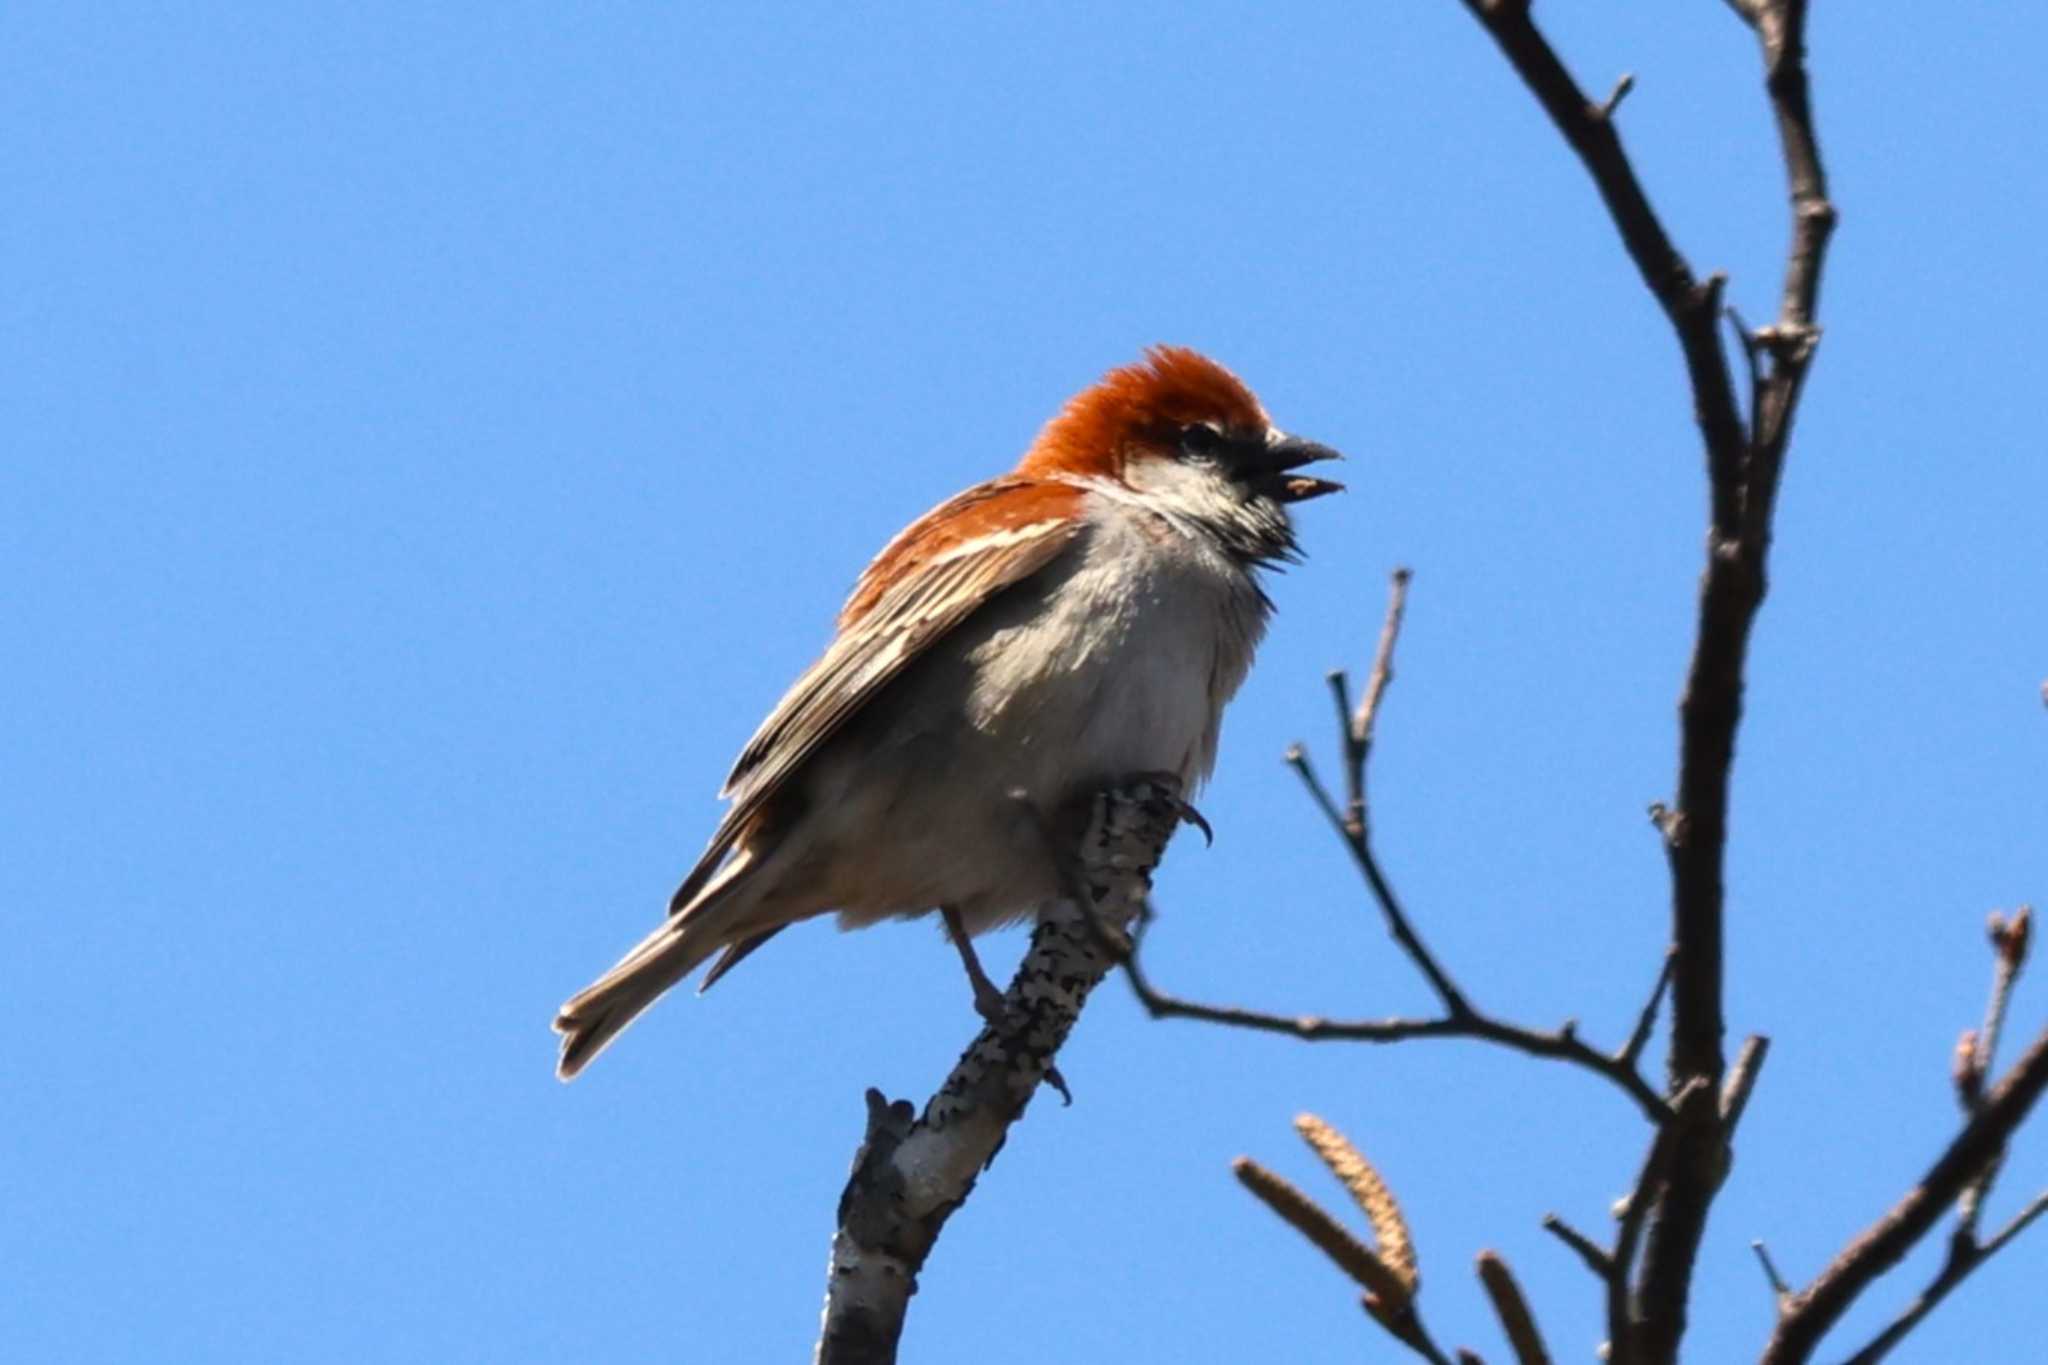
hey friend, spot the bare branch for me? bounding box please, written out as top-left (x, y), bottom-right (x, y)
top-left (1326, 669), bottom-right (1360, 833)
top-left (1617, 949), bottom-right (1676, 1070)
top-left (1542, 1214), bottom-right (1613, 1280)
top-left (1596, 72), bottom-right (1636, 121)
top-left (1454, 0), bottom-right (1746, 526)
top-left (815, 779), bottom-right (1184, 1362)
top-left (1604, 1080), bottom-right (1711, 1361)
top-left (1355, 839), bottom-right (1472, 1021)
top-left (1619, 1082), bottom-right (1706, 1280)
top-left (1751, 1240), bottom-right (1793, 1303)
top-left (1285, 744), bottom-right (1351, 847)
top-left (1762, 1023), bottom-right (2048, 1364)
top-left (1317, 572), bottom-right (1467, 1015)
top-left (1135, 568), bottom-right (1667, 1122)
top-left (1447, 7), bottom-right (1836, 1351)
top-left (1350, 567), bottom-right (1412, 758)
top-left (1820, 913), bottom-right (2042, 1362)
top-left (1723, 304), bottom-right (1764, 429)
top-left (1959, 907), bottom-right (2031, 1237)
top-left (1838, 1189), bottom-right (2048, 1365)
top-left (1982, 1187), bottom-right (2048, 1257)
top-left (1721, 1035), bottom-right (1771, 1133)
top-left (1122, 935), bottom-right (1668, 1123)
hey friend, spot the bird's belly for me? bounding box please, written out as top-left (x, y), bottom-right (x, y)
top-left (981, 625), bottom-right (1215, 794)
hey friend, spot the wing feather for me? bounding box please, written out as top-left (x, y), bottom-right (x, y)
top-left (668, 478), bottom-right (1085, 914)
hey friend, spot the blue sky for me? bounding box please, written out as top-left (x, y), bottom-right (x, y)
top-left (6, 4), bottom-right (2045, 1361)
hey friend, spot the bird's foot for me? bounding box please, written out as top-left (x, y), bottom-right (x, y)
top-left (1130, 770), bottom-right (1212, 846)
top-left (970, 972), bottom-right (1011, 1027)
top-left (946, 905), bottom-right (1019, 1026)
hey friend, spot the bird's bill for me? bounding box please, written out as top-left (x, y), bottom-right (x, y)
top-left (1277, 473), bottom-right (1343, 501)
top-left (1261, 434), bottom-right (1345, 502)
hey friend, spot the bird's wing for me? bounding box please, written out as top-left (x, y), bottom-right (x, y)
top-left (668, 477), bottom-right (1087, 914)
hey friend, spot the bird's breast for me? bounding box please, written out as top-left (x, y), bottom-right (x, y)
top-left (959, 505), bottom-right (1269, 796)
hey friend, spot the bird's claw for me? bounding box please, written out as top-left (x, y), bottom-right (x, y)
top-left (1127, 771), bottom-right (1213, 846)
top-left (973, 975), bottom-right (1071, 1103)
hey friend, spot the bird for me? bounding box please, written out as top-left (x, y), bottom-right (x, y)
top-left (554, 346), bottom-right (1341, 1079)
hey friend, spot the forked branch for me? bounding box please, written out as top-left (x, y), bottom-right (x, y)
top-left (1762, 1023), bottom-right (2048, 1364)
top-left (1764, 909), bottom-right (2045, 1364)
top-left (1451, 2), bottom-right (1834, 1358)
top-left (1121, 570), bottom-right (1667, 1123)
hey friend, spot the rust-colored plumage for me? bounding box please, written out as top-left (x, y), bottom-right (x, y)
top-left (1019, 346), bottom-right (1270, 481)
top-left (840, 479), bottom-right (1085, 627)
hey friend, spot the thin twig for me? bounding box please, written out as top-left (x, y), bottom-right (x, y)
top-left (1617, 949), bottom-right (1677, 1069)
top-left (1541, 1214), bottom-right (1614, 1286)
top-left (1724, 304), bottom-right (1764, 427)
top-left (1453, 0), bottom-right (1746, 522)
top-left (1721, 1035), bottom-right (1771, 1133)
top-left (1122, 947), bottom-right (1668, 1123)
top-left (1982, 1187), bottom-right (2048, 1257)
top-left (1959, 908), bottom-right (2032, 1237)
top-left (1356, 841), bottom-right (1471, 1019)
top-left (1763, 1024), bottom-right (2048, 1364)
top-left (1285, 745), bottom-right (1351, 845)
top-left (1838, 1190), bottom-right (2048, 1365)
top-left (1324, 573), bottom-right (1466, 1013)
top-left (1542, 1214), bottom-right (1614, 1280)
top-left (1350, 569), bottom-right (1413, 760)
top-left (1751, 1240), bottom-right (1792, 1303)
top-left (1326, 670), bottom-right (1361, 833)
top-left (1446, 9), bottom-right (1803, 1354)
top-left (1284, 597), bottom-right (1469, 1019)
top-left (1136, 571), bottom-right (1666, 1123)
top-left (1598, 73), bottom-right (1636, 121)
top-left (1447, 1), bottom-right (1854, 1360)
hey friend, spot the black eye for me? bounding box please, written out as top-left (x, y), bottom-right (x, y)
top-left (1178, 424), bottom-right (1223, 459)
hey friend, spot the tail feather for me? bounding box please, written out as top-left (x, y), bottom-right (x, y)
top-left (554, 920), bottom-right (723, 1079)
top-left (698, 925), bottom-right (786, 992)
top-left (555, 850), bottom-right (769, 1080)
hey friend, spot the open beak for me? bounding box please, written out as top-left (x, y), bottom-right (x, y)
top-left (1258, 434), bottom-right (1345, 503)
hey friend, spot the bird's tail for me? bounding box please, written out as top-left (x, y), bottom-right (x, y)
top-left (554, 854), bottom-right (761, 1080)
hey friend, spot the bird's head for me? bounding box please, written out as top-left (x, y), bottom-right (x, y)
top-left (1019, 346), bottom-right (1342, 564)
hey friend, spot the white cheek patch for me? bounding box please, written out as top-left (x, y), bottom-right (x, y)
top-left (1118, 455), bottom-right (1244, 521)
